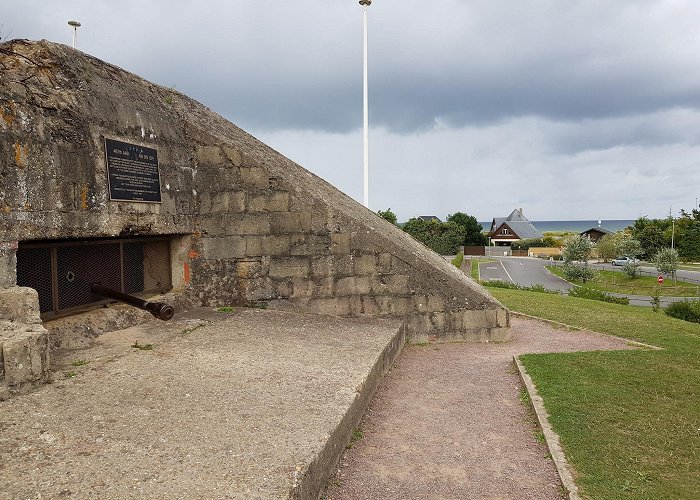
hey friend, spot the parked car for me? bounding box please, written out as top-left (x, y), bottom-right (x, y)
top-left (611, 256), bottom-right (639, 266)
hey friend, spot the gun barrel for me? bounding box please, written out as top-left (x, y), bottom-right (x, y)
top-left (90, 284), bottom-right (174, 321)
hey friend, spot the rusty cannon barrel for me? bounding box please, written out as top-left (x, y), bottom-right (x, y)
top-left (90, 284), bottom-right (175, 321)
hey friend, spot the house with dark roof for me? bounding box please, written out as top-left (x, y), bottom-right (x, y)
top-left (580, 226), bottom-right (611, 243)
top-left (489, 208), bottom-right (543, 246)
top-left (417, 215), bottom-right (442, 222)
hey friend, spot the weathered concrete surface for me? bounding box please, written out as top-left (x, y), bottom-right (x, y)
top-left (0, 286), bottom-right (50, 399)
top-left (0, 39), bottom-right (508, 349)
top-left (0, 308), bottom-right (404, 499)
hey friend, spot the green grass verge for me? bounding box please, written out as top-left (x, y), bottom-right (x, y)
top-left (487, 287), bottom-right (700, 499)
top-left (469, 257), bottom-right (496, 281)
top-left (548, 266), bottom-right (700, 297)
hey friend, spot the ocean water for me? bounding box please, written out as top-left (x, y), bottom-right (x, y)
top-left (479, 220), bottom-right (635, 233)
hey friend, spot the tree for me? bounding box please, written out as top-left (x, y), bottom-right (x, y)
top-left (402, 218), bottom-right (465, 255)
top-left (562, 235), bottom-right (595, 283)
top-left (562, 235), bottom-right (594, 262)
top-left (377, 208), bottom-right (397, 225)
top-left (656, 247), bottom-right (679, 284)
top-left (631, 217), bottom-right (671, 259)
top-left (596, 234), bottom-right (618, 262)
top-left (446, 212), bottom-right (487, 246)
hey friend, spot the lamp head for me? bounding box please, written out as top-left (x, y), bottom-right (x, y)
top-left (68, 20), bottom-right (81, 28)
top-left (359, 0), bottom-right (372, 5)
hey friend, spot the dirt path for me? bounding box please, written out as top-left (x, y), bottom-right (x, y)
top-left (325, 316), bottom-right (634, 499)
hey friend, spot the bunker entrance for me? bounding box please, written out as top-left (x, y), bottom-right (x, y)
top-left (16, 237), bottom-right (172, 320)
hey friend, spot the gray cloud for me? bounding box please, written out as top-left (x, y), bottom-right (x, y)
top-left (4, 0), bottom-right (700, 220)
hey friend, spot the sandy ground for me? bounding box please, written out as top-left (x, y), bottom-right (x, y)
top-left (325, 316), bottom-right (635, 500)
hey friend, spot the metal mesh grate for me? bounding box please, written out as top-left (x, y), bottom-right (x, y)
top-left (15, 237), bottom-right (172, 318)
top-left (123, 242), bottom-right (145, 294)
top-left (16, 247), bottom-right (54, 313)
top-left (56, 243), bottom-right (121, 310)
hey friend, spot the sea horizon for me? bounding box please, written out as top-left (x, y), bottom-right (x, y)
top-left (478, 219), bottom-right (635, 233)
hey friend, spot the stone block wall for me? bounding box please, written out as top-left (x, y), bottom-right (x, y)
top-left (0, 40), bottom-right (509, 391)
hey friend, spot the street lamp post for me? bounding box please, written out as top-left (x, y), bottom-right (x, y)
top-left (359, 0), bottom-right (371, 208)
top-left (68, 20), bottom-right (81, 49)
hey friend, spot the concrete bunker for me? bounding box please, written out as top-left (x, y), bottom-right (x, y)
top-left (0, 39), bottom-right (510, 398)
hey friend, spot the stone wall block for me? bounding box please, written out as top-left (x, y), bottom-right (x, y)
top-left (222, 146), bottom-right (242, 166)
top-left (309, 297), bottom-right (350, 317)
top-left (330, 233), bottom-right (350, 255)
top-left (462, 309), bottom-right (488, 329)
top-left (370, 274), bottom-right (410, 296)
top-left (238, 166), bottom-right (268, 189)
top-left (377, 252), bottom-right (393, 273)
top-left (290, 234), bottom-right (331, 256)
top-left (360, 296), bottom-right (380, 316)
top-left (430, 311), bottom-right (448, 331)
top-left (245, 236), bottom-right (291, 257)
top-left (270, 211), bottom-right (312, 234)
top-left (347, 296), bottom-right (363, 315)
top-left (227, 213), bottom-right (270, 236)
top-left (311, 277), bottom-right (335, 299)
top-left (247, 192), bottom-right (290, 213)
top-left (412, 295), bottom-right (429, 313)
top-left (2, 329), bottom-right (49, 386)
top-left (335, 276), bottom-right (371, 296)
top-left (353, 254), bottom-right (377, 275)
top-left (200, 191), bottom-right (245, 214)
top-left (240, 278), bottom-right (276, 302)
top-left (0, 241), bottom-right (18, 288)
top-left (269, 257), bottom-right (310, 278)
top-left (375, 296), bottom-right (412, 315)
top-left (405, 314), bottom-right (431, 339)
top-left (196, 145), bottom-right (227, 167)
top-left (497, 308), bottom-right (510, 327)
top-left (427, 295), bottom-right (445, 312)
top-left (233, 259), bottom-right (264, 279)
top-left (201, 236), bottom-right (246, 259)
top-left (311, 209), bottom-right (333, 233)
top-left (446, 312), bottom-right (464, 332)
top-left (0, 287), bottom-right (42, 324)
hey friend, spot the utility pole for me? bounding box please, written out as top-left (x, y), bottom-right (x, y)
top-left (359, 0), bottom-right (371, 208)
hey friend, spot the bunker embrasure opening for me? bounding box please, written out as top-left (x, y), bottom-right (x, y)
top-left (16, 236), bottom-right (173, 319)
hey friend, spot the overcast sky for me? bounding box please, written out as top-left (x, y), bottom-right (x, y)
top-left (3, 0), bottom-right (700, 221)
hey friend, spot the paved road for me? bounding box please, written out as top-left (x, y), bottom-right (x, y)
top-left (478, 257), bottom-right (572, 293)
top-left (478, 257), bottom-right (693, 307)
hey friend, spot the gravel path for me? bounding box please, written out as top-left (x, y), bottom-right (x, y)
top-left (325, 316), bottom-right (635, 499)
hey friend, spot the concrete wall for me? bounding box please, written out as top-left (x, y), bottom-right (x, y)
top-left (0, 40), bottom-right (509, 392)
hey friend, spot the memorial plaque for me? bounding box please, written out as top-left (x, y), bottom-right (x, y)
top-left (104, 138), bottom-right (162, 203)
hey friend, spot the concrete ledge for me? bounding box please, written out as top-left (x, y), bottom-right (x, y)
top-left (514, 355), bottom-right (581, 500)
top-left (0, 309), bottom-right (405, 499)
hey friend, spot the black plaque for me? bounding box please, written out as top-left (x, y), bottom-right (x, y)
top-left (104, 138), bottom-right (162, 203)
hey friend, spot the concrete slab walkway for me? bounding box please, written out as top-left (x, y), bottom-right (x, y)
top-left (0, 308), bottom-right (403, 499)
top-left (325, 316), bottom-right (635, 499)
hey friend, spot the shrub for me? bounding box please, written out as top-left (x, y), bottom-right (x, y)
top-left (562, 262), bottom-right (596, 283)
top-left (568, 286), bottom-right (629, 305)
top-left (655, 247), bottom-right (679, 282)
top-left (664, 300), bottom-right (700, 323)
top-left (622, 261), bottom-right (639, 278)
top-left (451, 251), bottom-right (464, 269)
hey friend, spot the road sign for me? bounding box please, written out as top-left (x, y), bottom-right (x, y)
top-left (658, 275), bottom-right (664, 284)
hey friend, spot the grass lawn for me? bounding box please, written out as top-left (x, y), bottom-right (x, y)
top-left (487, 287), bottom-right (700, 499)
top-left (468, 257), bottom-right (495, 281)
top-left (547, 266), bottom-right (700, 297)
